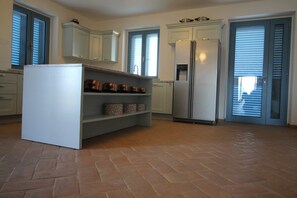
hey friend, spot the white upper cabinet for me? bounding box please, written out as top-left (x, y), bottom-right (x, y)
top-left (89, 33), bottom-right (102, 61)
top-left (167, 19), bottom-right (224, 44)
top-left (102, 31), bottom-right (119, 62)
top-left (63, 22), bottom-right (119, 62)
top-left (168, 27), bottom-right (193, 44)
top-left (192, 24), bottom-right (222, 41)
top-left (63, 23), bottom-right (90, 59)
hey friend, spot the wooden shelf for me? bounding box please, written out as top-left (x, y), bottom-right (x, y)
top-left (83, 111), bottom-right (150, 123)
top-left (84, 92), bottom-right (151, 96)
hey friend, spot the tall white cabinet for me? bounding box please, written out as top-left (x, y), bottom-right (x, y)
top-left (22, 64), bottom-right (152, 149)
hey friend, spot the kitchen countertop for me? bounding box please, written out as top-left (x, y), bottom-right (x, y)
top-left (0, 69), bottom-right (23, 74)
top-left (153, 79), bottom-right (174, 83)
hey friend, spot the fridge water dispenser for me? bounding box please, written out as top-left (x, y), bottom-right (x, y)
top-left (176, 64), bottom-right (188, 81)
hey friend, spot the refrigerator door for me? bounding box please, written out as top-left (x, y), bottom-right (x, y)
top-left (192, 40), bottom-right (219, 122)
top-left (173, 40), bottom-right (194, 119)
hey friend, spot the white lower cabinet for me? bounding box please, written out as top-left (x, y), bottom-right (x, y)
top-left (152, 82), bottom-right (173, 114)
top-left (22, 64), bottom-right (152, 149)
top-left (0, 72), bottom-right (23, 116)
top-left (0, 95), bottom-right (17, 116)
top-left (17, 75), bottom-right (23, 114)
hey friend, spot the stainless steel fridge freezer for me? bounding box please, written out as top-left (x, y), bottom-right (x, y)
top-left (173, 39), bottom-right (220, 124)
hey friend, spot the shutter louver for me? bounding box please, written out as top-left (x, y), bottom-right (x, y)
top-left (32, 18), bottom-right (46, 64)
top-left (129, 35), bottom-right (142, 75)
top-left (11, 11), bottom-right (26, 67)
top-left (270, 24), bottom-right (285, 119)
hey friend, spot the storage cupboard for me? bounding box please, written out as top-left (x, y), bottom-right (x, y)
top-left (89, 33), bottom-right (102, 61)
top-left (102, 31), bottom-right (119, 62)
top-left (63, 22), bottom-right (119, 62)
top-left (167, 19), bottom-right (224, 44)
top-left (152, 82), bottom-right (173, 114)
top-left (63, 23), bottom-right (90, 59)
top-left (0, 72), bottom-right (23, 116)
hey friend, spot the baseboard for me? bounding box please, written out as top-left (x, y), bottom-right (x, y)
top-left (152, 113), bottom-right (173, 121)
top-left (288, 124), bottom-right (297, 128)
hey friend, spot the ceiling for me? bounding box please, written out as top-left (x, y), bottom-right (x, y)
top-left (52, 0), bottom-right (261, 20)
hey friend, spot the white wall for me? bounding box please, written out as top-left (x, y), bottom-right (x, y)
top-left (0, 0), bottom-right (13, 69)
top-left (1, 0), bottom-right (297, 125)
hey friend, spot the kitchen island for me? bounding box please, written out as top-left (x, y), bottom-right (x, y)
top-left (22, 64), bottom-right (152, 149)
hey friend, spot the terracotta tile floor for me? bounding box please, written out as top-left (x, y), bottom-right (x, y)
top-left (0, 120), bottom-right (297, 197)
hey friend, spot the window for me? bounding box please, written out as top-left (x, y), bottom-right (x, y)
top-left (127, 29), bottom-right (160, 77)
top-left (11, 5), bottom-right (50, 69)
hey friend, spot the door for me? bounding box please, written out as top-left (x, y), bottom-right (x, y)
top-left (227, 18), bottom-right (291, 126)
top-left (173, 40), bottom-right (193, 119)
top-left (73, 28), bottom-right (89, 59)
top-left (89, 34), bottom-right (102, 61)
top-left (192, 40), bottom-right (219, 122)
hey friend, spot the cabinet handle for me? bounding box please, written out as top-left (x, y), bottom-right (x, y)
top-left (0, 85), bottom-right (5, 88)
top-left (153, 84), bottom-right (163, 87)
top-left (0, 96), bottom-right (11, 100)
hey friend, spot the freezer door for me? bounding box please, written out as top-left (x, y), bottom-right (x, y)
top-left (173, 40), bottom-right (194, 119)
top-left (192, 40), bottom-right (219, 121)
top-left (173, 80), bottom-right (190, 119)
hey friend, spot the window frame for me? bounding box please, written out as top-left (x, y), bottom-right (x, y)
top-left (127, 29), bottom-right (160, 77)
top-left (11, 4), bottom-right (50, 69)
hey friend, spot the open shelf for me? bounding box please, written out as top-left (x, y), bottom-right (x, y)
top-left (84, 92), bottom-right (151, 96)
top-left (22, 64), bottom-right (152, 149)
top-left (83, 111), bottom-right (150, 123)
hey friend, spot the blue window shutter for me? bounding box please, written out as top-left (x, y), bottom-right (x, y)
top-left (11, 10), bottom-right (27, 67)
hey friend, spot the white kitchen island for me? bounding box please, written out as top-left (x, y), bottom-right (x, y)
top-left (21, 64), bottom-right (152, 149)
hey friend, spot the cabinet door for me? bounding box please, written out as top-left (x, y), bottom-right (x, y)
top-left (17, 75), bottom-right (23, 114)
top-left (165, 82), bottom-right (173, 114)
top-left (0, 73), bottom-right (18, 83)
top-left (102, 34), bottom-right (118, 62)
top-left (152, 83), bottom-right (166, 113)
top-left (0, 95), bottom-right (17, 116)
top-left (102, 35), bottom-right (112, 61)
top-left (73, 28), bottom-right (90, 59)
top-left (192, 25), bottom-right (221, 41)
top-left (89, 34), bottom-right (102, 61)
top-left (168, 27), bottom-right (192, 44)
